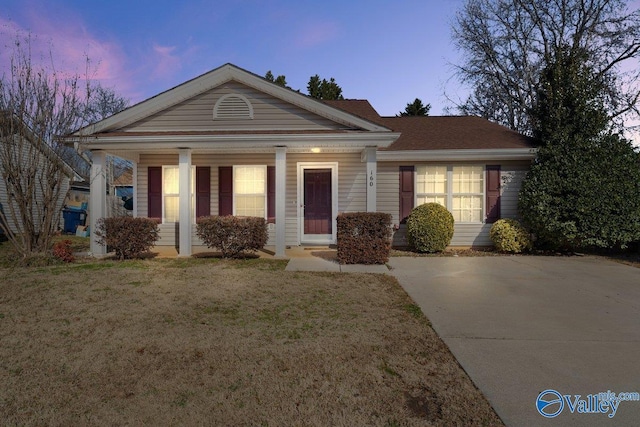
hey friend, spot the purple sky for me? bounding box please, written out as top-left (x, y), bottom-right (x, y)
top-left (1, 0), bottom-right (467, 117)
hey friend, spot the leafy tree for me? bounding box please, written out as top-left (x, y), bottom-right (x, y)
top-left (399, 98), bottom-right (431, 116)
top-left (519, 135), bottom-right (640, 250)
top-left (452, 0), bottom-right (640, 134)
top-left (264, 70), bottom-right (288, 87)
top-left (307, 74), bottom-right (344, 100)
top-left (530, 46), bottom-right (609, 145)
top-left (518, 46), bottom-right (640, 250)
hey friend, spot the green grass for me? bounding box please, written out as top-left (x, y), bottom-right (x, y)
top-left (402, 303), bottom-right (424, 319)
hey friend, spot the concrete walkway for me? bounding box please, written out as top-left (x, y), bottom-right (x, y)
top-left (150, 245), bottom-right (389, 273)
top-left (284, 246), bottom-right (389, 273)
top-left (388, 256), bottom-right (640, 427)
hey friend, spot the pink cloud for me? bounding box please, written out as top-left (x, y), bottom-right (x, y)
top-left (0, 13), bottom-right (137, 101)
top-left (150, 44), bottom-right (182, 80)
top-left (294, 22), bottom-right (340, 49)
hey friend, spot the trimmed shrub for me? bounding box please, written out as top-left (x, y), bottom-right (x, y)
top-left (95, 217), bottom-right (160, 260)
top-left (406, 203), bottom-right (454, 253)
top-left (337, 212), bottom-right (392, 264)
top-left (196, 216), bottom-right (268, 258)
top-left (52, 239), bottom-right (74, 263)
top-left (490, 219), bottom-right (532, 253)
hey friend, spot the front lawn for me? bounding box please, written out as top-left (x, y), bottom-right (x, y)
top-left (0, 257), bottom-right (502, 426)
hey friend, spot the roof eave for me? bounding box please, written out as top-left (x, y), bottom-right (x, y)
top-left (378, 148), bottom-right (537, 162)
top-left (72, 132), bottom-right (401, 152)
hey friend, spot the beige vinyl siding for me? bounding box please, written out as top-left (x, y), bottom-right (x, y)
top-left (138, 153), bottom-right (274, 246)
top-left (287, 153), bottom-right (366, 245)
top-left (376, 162), bottom-right (402, 225)
top-left (499, 165), bottom-right (528, 219)
top-left (0, 137), bottom-right (71, 234)
top-left (122, 82), bottom-right (350, 132)
top-left (137, 152), bottom-right (366, 246)
top-left (136, 153), bottom-right (178, 218)
top-left (377, 160), bottom-right (531, 247)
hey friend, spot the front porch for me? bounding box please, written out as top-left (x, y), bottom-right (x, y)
top-left (88, 148), bottom-right (384, 259)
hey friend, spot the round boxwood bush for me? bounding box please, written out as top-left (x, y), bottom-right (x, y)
top-left (406, 203), bottom-right (454, 253)
top-left (490, 218), bottom-right (532, 253)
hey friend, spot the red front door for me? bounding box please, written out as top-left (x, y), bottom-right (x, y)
top-left (304, 169), bottom-right (332, 234)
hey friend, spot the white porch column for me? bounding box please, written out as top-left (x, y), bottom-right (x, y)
top-left (275, 147), bottom-right (287, 258)
top-left (132, 160), bottom-right (138, 218)
top-left (90, 150), bottom-right (107, 256)
top-left (178, 149), bottom-right (192, 257)
top-left (364, 147), bottom-right (377, 212)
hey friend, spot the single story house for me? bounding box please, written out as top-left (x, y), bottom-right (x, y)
top-left (70, 64), bottom-right (536, 257)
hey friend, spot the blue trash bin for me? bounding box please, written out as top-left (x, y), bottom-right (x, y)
top-left (63, 209), bottom-right (87, 234)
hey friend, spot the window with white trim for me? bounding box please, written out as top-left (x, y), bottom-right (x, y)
top-left (162, 166), bottom-right (195, 223)
top-left (234, 165), bottom-right (266, 217)
top-left (416, 165), bottom-right (447, 207)
top-left (415, 165), bottom-right (485, 223)
top-left (452, 166), bottom-right (483, 222)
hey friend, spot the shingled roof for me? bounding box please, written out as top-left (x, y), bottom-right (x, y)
top-left (324, 99), bottom-right (537, 150)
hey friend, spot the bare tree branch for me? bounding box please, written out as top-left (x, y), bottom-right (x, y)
top-left (451, 0), bottom-right (640, 134)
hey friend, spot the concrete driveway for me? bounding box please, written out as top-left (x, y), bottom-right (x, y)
top-left (388, 256), bottom-right (640, 426)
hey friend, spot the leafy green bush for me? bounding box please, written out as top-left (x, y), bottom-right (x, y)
top-left (337, 212), bottom-right (392, 264)
top-left (406, 203), bottom-right (454, 253)
top-left (519, 135), bottom-right (640, 251)
top-left (95, 217), bottom-right (160, 260)
top-left (490, 219), bottom-right (532, 253)
top-left (196, 216), bottom-right (268, 258)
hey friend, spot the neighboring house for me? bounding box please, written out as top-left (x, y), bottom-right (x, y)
top-left (0, 111), bottom-right (79, 235)
top-left (70, 64), bottom-right (536, 257)
top-left (113, 168), bottom-right (133, 198)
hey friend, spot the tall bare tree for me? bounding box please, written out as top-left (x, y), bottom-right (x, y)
top-left (451, 0), bottom-right (640, 134)
top-left (0, 38), bottom-right (92, 257)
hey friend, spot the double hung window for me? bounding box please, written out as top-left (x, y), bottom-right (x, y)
top-left (162, 166), bottom-right (194, 222)
top-left (234, 165), bottom-right (267, 217)
top-left (415, 165), bottom-right (484, 223)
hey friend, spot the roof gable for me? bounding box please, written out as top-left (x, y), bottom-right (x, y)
top-left (77, 64), bottom-right (391, 136)
top-left (120, 81), bottom-right (355, 133)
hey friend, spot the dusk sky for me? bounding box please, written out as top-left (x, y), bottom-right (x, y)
top-left (1, 0), bottom-right (468, 117)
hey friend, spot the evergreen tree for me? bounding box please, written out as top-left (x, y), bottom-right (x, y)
top-left (518, 46), bottom-right (640, 250)
top-left (264, 70), bottom-right (288, 87)
top-left (399, 98), bottom-right (431, 116)
top-left (307, 74), bottom-right (344, 100)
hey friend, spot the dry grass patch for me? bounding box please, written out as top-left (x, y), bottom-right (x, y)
top-left (390, 247), bottom-right (500, 258)
top-left (0, 258), bottom-right (502, 426)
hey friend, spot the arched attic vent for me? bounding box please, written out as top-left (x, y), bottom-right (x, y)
top-left (213, 94), bottom-right (254, 120)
